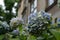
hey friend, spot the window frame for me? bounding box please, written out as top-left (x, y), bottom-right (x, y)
top-left (48, 0), bottom-right (54, 6)
top-left (30, 0), bottom-right (37, 14)
top-left (45, 0), bottom-right (57, 12)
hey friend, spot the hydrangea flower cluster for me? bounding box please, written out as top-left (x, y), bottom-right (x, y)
top-left (28, 11), bottom-right (52, 37)
top-left (41, 11), bottom-right (51, 20)
top-left (0, 21), bottom-right (10, 34)
top-left (12, 29), bottom-right (20, 36)
top-left (10, 17), bottom-right (24, 37)
top-left (10, 17), bottom-right (23, 28)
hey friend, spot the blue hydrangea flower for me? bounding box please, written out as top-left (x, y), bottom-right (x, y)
top-left (27, 11), bottom-right (52, 36)
top-left (12, 29), bottom-right (19, 36)
top-left (28, 13), bottom-right (37, 24)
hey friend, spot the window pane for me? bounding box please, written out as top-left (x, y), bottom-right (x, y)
top-left (57, 18), bottom-right (60, 22)
top-left (58, 0), bottom-right (60, 7)
top-left (31, 4), bottom-right (34, 12)
top-left (31, 8), bottom-right (34, 12)
top-left (34, 9), bottom-right (37, 13)
top-left (30, 0), bottom-right (37, 14)
top-left (48, 0), bottom-right (54, 6)
top-left (34, 0), bottom-right (37, 8)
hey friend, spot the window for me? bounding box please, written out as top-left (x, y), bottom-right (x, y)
top-left (30, 0), bottom-right (37, 14)
top-left (28, 0), bottom-right (37, 23)
top-left (58, 0), bottom-right (60, 8)
top-left (45, 0), bottom-right (57, 12)
top-left (48, 0), bottom-right (54, 6)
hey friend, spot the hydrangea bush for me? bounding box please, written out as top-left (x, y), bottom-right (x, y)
top-left (0, 11), bottom-right (57, 40)
top-left (27, 11), bottom-right (56, 40)
top-left (0, 21), bottom-right (10, 34)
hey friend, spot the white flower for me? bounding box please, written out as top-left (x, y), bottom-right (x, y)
top-left (10, 17), bottom-right (23, 27)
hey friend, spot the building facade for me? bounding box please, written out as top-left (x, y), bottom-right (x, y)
top-left (18, 0), bottom-right (60, 25)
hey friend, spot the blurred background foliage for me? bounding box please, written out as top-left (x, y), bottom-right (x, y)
top-left (0, 0), bottom-right (60, 40)
top-left (0, 0), bottom-right (20, 40)
top-left (0, 0), bottom-right (20, 24)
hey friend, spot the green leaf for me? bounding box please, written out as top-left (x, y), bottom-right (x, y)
top-left (20, 34), bottom-right (27, 40)
top-left (0, 35), bottom-right (4, 40)
top-left (50, 29), bottom-right (60, 40)
top-left (28, 35), bottom-right (36, 40)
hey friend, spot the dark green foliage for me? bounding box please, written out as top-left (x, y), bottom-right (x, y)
top-left (4, 0), bottom-right (15, 11)
top-left (4, 0), bottom-right (19, 12)
top-left (0, 21), bottom-right (10, 34)
top-left (0, 0), bottom-right (19, 23)
top-left (20, 34), bottom-right (27, 40)
top-left (0, 2), bottom-right (20, 34)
